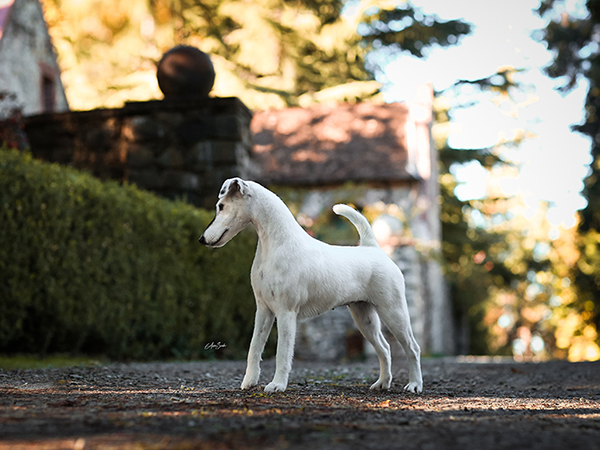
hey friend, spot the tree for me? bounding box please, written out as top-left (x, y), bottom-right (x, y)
top-left (433, 67), bottom-right (598, 360)
top-left (537, 0), bottom-right (600, 358)
top-left (41, 0), bottom-right (169, 110)
top-left (42, 0), bottom-right (470, 111)
top-left (432, 70), bottom-right (527, 355)
top-left (40, 0), bottom-right (600, 358)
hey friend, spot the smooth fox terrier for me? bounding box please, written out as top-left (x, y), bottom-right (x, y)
top-left (199, 178), bottom-right (423, 394)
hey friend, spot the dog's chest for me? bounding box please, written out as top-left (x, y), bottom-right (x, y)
top-left (251, 263), bottom-right (294, 304)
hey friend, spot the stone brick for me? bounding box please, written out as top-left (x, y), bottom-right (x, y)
top-left (211, 167), bottom-right (240, 189)
top-left (233, 142), bottom-right (259, 180)
top-left (127, 146), bottom-right (155, 167)
top-left (176, 118), bottom-right (212, 143)
top-left (173, 190), bottom-right (204, 206)
top-left (153, 111), bottom-right (186, 131)
top-left (128, 167), bottom-right (164, 189)
top-left (27, 127), bottom-right (73, 150)
top-left (84, 126), bottom-right (116, 153)
top-left (295, 308), bottom-right (357, 361)
top-left (190, 141), bottom-right (213, 164)
top-left (157, 147), bottom-right (184, 169)
top-left (213, 115), bottom-right (240, 139)
top-left (181, 173), bottom-right (201, 190)
top-left (123, 116), bottom-right (165, 143)
top-left (212, 141), bottom-right (237, 164)
top-left (163, 171), bottom-right (200, 191)
top-left (239, 120), bottom-right (253, 148)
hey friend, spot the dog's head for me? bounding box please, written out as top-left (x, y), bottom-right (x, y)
top-left (199, 178), bottom-right (252, 248)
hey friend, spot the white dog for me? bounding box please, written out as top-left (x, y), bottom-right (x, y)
top-left (199, 178), bottom-right (423, 394)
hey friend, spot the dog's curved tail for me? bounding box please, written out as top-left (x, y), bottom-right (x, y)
top-left (332, 204), bottom-right (380, 247)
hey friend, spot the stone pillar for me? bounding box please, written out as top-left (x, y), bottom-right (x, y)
top-left (24, 97), bottom-right (253, 209)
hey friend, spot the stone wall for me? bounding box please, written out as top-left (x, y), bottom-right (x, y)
top-left (24, 97), bottom-right (254, 209)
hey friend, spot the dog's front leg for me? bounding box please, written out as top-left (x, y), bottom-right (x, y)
top-left (264, 310), bottom-right (297, 393)
top-left (241, 304), bottom-right (274, 390)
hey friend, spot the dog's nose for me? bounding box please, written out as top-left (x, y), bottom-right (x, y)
top-left (199, 235), bottom-right (206, 245)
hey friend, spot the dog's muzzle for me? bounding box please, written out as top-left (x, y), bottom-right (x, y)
top-left (199, 228), bottom-right (229, 247)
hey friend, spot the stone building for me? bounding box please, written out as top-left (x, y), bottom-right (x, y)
top-left (0, 0), bottom-right (68, 119)
top-left (249, 85), bottom-right (453, 358)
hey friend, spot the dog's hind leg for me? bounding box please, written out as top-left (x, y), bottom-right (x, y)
top-left (348, 302), bottom-right (392, 390)
top-left (241, 304), bottom-right (275, 390)
top-left (375, 295), bottom-right (423, 394)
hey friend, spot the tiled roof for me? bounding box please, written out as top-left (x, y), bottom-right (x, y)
top-left (250, 102), bottom-right (418, 186)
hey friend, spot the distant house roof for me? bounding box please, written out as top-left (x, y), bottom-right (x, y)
top-left (0, 0), bottom-right (14, 41)
top-left (250, 102), bottom-right (420, 186)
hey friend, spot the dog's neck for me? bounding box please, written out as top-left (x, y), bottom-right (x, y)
top-left (248, 183), bottom-right (308, 251)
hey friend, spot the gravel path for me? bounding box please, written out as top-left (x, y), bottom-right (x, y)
top-left (0, 358), bottom-right (599, 449)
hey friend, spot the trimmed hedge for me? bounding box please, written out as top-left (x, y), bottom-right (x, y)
top-left (0, 149), bottom-right (260, 360)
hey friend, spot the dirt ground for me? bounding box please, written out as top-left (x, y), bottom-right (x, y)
top-left (0, 357), bottom-right (599, 450)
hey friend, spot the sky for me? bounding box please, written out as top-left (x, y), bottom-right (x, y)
top-left (375, 0), bottom-right (592, 229)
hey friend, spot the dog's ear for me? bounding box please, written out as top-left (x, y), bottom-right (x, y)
top-left (220, 178), bottom-right (249, 198)
top-left (230, 178), bottom-right (250, 197)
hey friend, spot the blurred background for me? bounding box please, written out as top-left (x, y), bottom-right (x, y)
top-left (1, 0), bottom-right (599, 363)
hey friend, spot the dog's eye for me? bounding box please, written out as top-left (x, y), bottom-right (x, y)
top-left (218, 203), bottom-right (224, 212)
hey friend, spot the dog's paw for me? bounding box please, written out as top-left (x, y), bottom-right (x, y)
top-left (264, 381), bottom-right (287, 393)
top-left (403, 381), bottom-right (423, 394)
top-left (369, 378), bottom-right (391, 391)
top-left (240, 380), bottom-right (258, 390)
top-left (241, 374), bottom-right (260, 390)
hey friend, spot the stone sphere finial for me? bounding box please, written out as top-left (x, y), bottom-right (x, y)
top-left (157, 46), bottom-right (215, 98)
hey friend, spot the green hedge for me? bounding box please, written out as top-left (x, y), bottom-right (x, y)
top-left (0, 149), bottom-right (261, 360)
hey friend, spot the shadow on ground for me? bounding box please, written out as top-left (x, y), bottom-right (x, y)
top-left (0, 359), bottom-right (599, 449)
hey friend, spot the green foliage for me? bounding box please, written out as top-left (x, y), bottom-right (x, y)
top-left (437, 139), bottom-right (509, 353)
top-left (360, 2), bottom-right (471, 58)
top-left (437, 62), bottom-right (599, 359)
top-left (537, 0), bottom-right (600, 341)
top-left (42, 0), bottom-right (471, 111)
top-left (435, 81), bottom-right (550, 356)
top-left (452, 67), bottom-right (524, 97)
top-left (0, 149), bottom-right (260, 360)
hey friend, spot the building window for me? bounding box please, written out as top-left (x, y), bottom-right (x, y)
top-left (41, 74), bottom-right (55, 113)
top-left (39, 62), bottom-right (57, 114)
